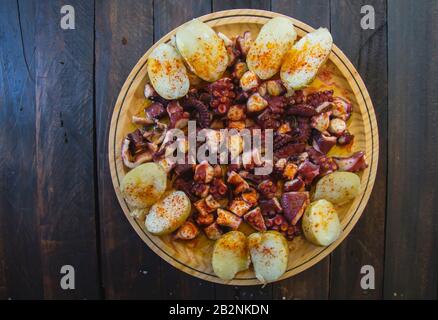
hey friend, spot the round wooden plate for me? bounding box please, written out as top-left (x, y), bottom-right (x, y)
top-left (108, 9), bottom-right (378, 285)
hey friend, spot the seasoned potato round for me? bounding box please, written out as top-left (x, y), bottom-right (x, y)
top-left (147, 43), bottom-right (190, 100)
top-left (313, 171), bottom-right (361, 205)
top-left (248, 231), bottom-right (288, 283)
top-left (212, 231), bottom-right (250, 280)
top-left (176, 19), bottom-right (228, 82)
top-left (145, 191), bottom-right (191, 235)
top-left (302, 199), bottom-right (341, 246)
top-left (120, 163), bottom-right (167, 209)
top-left (247, 17), bottom-right (297, 79)
top-left (281, 28), bottom-right (332, 90)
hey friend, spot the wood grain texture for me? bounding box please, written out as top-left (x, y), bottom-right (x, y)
top-left (272, 0), bottom-right (330, 28)
top-left (152, 0), bottom-right (216, 299)
top-left (329, 0), bottom-right (387, 299)
top-left (0, 0), bottom-right (43, 299)
top-left (271, 0), bottom-right (331, 300)
top-left (95, 0), bottom-right (163, 299)
top-left (386, 0), bottom-right (438, 299)
top-left (212, 0), bottom-right (272, 300)
top-left (213, 0), bottom-right (271, 11)
top-left (34, 0), bottom-right (100, 299)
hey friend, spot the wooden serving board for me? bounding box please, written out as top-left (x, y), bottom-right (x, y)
top-left (108, 9), bottom-right (379, 285)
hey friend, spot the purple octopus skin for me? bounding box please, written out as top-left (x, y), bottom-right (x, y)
top-left (333, 151), bottom-right (368, 172)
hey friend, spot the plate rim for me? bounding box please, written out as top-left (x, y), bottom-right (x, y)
top-left (108, 9), bottom-right (379, 285)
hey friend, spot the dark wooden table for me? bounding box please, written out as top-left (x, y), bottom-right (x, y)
top-left (1, 0), bottom-right (437, 300)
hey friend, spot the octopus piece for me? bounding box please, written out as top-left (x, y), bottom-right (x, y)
top-left (305, 90), bottom-right (334, 107)
top-left (174, 163), bottom-right (194, 177)
top-left (283, 177), bottom-right (306, 192)
top-left (291, 117), bottom-right (312, 143)
top-left (173, 178), bottom-right (196, 201)
top-left (191, 182), bottom-right (210, 198)
top-left (273, 134), bottom-right (295, 151)
top-left (333, 151), bottom-right (368, 172)
top-left (257, 81), bottom-right (267, 96)
top-left (181, 97), bottom-right (211, 128)
top-left (241, 187), bottom-right (259, 206)
top-left (243, 207), bottom-right (267, 232)
top-left (144, 83), bottom-right (169, 105)
top-left (240, 70), bottom-right (259, 92)
top-left (145, 102), bottom-right (166, 120)
top-left (227, 104), bottom-right (246, 121)
top-left (328, 118), bottom-right (347, 136)
top-left (194, 161), bottom-right (214, 183)
top-left (312, 131), bottom-right (337, 154)
top-left (274, 142), bottom-right (307, 159)
top-left (317, 155), bottom-right (338, 176)
top-left (216, 209), bottom-right (242, 230)
top-left (194, 197), bottom-right (218, 216)
top-left (232, 61), bottom-right (249, 80)
top-left (228, 198), bottom-right (252, 217)
top-left (121, 130), bottom-right (158, 169)
top-left (166, 101), bottom-right (190, 129)
top-left (337, 130), bottom-right (355, 145)
top-left (235, 31), bottom-right (252, 57)
top-left (196, 213), bottom-right (215, 226)
top-left (208, 77), bottom-right (235, 115)
top-left (259, 198), bottom-right (283, 217)
top-left (266, 80), bottom-right (286, 96)
top-left (267, 96), bottom-right (287, 114)
top-left (283, 162), bottom-right (298, 180)
top-left (132, 115), bottom-right (154, 126)
top-left (226, 45), bottom-right (240, 67)
top-left (315, 101), bottom-right (333, 114)
top-left (297, 160), bottom-right (320, 185)
top-left (209, 178), bottom-right (228, 199)
top-left (247, 93), bottom-right (268, 113)
top-left (331, 97), bottom-right (352, 121)
top-left (286, 104), bottom-right (317, 117)
top-left (143, 121), bottom-right (168, 145)
top-left (311, 112), bottom-right (331, 132)
top-left (227, 171), bottom-right (250, 194)
top-left (204, 222), bottom-right (223, 240)
top-left (257, 179), bottom-right (277, 199)
top-left (173, 221), bottom-right (199, 240)
top-left (228, 120), bottom-right (246, 130)
top-left (281, 191), bottom-right (310, 225)
top-left (257, 109), bottom-right (281, 130)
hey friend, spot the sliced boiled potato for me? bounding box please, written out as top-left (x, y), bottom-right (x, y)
top-left (247, 17), bottom-right (297, 79)
top-left (145, 191), bottom-right (191, 235)
top-left (147, 43), bottom-right (190, 99)
top-left (120, 163), bottom-right (167, 209)
top-left (248, 231), bottom-right (288, 283)
top-left (212, 231), bottom-right (250, 280)
top-left (313, 171), bottom-right (361, 205)
top-left (281, 28), bottom-right (333, 90)
top-left (302, 199), bottom-right (341, 246)
top-left (176, 19), bottom-right (228, 82)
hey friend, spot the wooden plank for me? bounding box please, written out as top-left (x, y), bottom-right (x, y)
top-left (385, 0), bottom-right (438, 299)
top-left (212, 0), bottom-right (271, 11)
top-left (271, 0), bottom-right (331, 300)
top-left (95, 0), bottom-right (164, 299)
top-left (272, 0), bottom-right (330, 28)
top-left (328, 0), bottom-right (387, 299)
top-left (34, 0), bottom-right (100, 299)
top-left (212, 0), bottom-right (272, 300)
top-left (0, 0), bottom-right (44, 299)
top-left (153, 0), bottom-right (216, 299)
